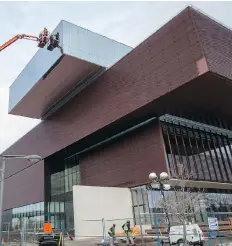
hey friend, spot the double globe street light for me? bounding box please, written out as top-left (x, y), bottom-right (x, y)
top-left (148, 172), bottom-right (171, 239)
top-left (148, 172), bottom-right (171, 191)
top-left (0, 154), bottom-right (43, 246)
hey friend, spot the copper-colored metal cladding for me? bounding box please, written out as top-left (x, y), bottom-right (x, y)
top-left (10, 55), bottom-right (100, 118)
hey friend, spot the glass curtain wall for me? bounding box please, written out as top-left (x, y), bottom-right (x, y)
top-left (160, 115), bottom-right (232, 182)
top-left (3, 202), bottom-right (44, 231)
top-left (45, 154), bottom-right (80, 230)
top-left (131, 115), bottom-right (232, 226)
top-left (131, 187), bottom-right (152, 225)
top-left (131, 188), bottom-right (232, 226)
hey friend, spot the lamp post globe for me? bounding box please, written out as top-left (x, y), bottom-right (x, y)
top-left (159, 172), bottom-right (169, 181)
top-left (25, 155), bottom-right (43, 163)
top-left (149, 172), bottom-right (158, 182)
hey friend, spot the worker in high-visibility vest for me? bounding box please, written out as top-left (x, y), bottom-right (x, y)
top-left (108, 224), bottom-right (116, 246)
top-left (122, 221), bottom-right (135, 246)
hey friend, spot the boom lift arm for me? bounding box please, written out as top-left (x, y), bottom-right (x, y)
top-left (0, 34), bottom-right (39, 52)
top-left (0, 28), bottom-right (60, 53)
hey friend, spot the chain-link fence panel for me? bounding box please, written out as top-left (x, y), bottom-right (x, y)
top-left (1, 220), bottom-right (74, 246)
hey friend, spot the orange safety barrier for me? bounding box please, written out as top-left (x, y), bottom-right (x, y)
top-left (115, 226), bottom-right (141, 237)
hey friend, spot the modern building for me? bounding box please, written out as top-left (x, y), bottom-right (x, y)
top-left (3, 6), bottom-right (232, 232)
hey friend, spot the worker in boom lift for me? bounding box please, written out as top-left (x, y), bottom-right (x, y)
top-left (108, 224), bottom-right (116, 246)
top-left (38, 28), bottom-right (49, 48)
top-left (42, 28), bottom-right (49, 42)
top-left (122, 221), bottom-right (135, 246)
top-left (47, 32), bottom-right (59, 51)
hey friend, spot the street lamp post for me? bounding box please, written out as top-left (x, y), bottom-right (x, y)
top-left (0, 154), bottom-right (42, 246)
top-left (148, 172), bottom-right (171, 244)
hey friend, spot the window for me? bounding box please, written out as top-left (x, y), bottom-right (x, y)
top-left (161, 120), bottom-right (232, 183)
top-left (131, 187), bottom-right (232, 226)
top-left (45, 154), bottom-right (80, 229)
top-left (49, 155), bottom-right (80, 197)
top-left (3, 202), bottom-right (45, 230)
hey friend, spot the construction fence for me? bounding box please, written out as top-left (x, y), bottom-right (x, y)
top-left (78, 213), bottom-right (232, 245)
top-left (1, 220), bottom-right (74, 245)
top-left (3, 213), bottom-right (232, 245)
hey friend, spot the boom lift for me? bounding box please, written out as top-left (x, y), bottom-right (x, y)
top-left (0, 28), bottom-right (60, 53)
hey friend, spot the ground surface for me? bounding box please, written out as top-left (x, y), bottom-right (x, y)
top-left (3, 237), bottom-right (232, 246)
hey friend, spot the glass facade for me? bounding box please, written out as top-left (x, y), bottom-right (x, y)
top-left (131, 114), bottom-right (232, 226)
top-left (2, 202), bottom-right (44, 231)
top-left (160, 115), bottom-right (232, 182)
top-left (131, 188), bottom-right (152, 226)
top-left (45, 154), bottom-right (80, 230)
top-left (131, 187), bottom-right (232, 225)
top-left (3, 145), bottom-right (81, 232)
top-left (50, 156), bottom-right (80, 197)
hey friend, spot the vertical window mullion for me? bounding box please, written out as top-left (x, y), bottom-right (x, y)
top-left (141, 190), bottom-right (147, 224)
top-left (208, 131), bottom-right (224, 182)
top-left (221, 135), bottom-right (232, 182)
top-left (178, 123), bottom-right (191, 174)
top-left (197, 128), bottom-right (213, 181)
top-left (75, 156), bottom-right (78, 185)
top-left (165, 121), bottom-right (178, 176)
top-left (65, 160), bottom-right (68, 193)
top-left (191, 127), bottom-right (205, 180)
top-left (184, 125), bottom-right (199, 179)
top-left (224, 136), bottom-right (232, 180)
top-left (58, 171), bottom-right (61, 196)
top-left (215, 134), bottom-right (230, 182)
top-left (161, 127), bottom-right (172, 173)
top-left (225, 136), bottom-right (232, 161)
top-left (131, 190), bottom-right (136, 226)
top-left (68, 160), bottom-right (71, 192)
top-left (70, 157), bottom-right (74, 187)
top-left (172, 122), bottom-right (184, 173)
top-left (203, 129), bottom-right (219, 182)
top-left (76, 155), bottom-right (81, 185)
top-left (161, 122), bottom-right (173, 175)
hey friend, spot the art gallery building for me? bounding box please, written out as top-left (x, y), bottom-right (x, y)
top-left (2, 6), bottom-right (232, 231)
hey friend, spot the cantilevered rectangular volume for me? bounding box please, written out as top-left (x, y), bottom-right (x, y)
top-left (8, 20), bottom-right (132, 119)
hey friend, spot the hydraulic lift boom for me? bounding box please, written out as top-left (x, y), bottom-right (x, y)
top-left (0, 28), bottom-right (60, 53)
top-left (0, 34), bottom-right (39, 52)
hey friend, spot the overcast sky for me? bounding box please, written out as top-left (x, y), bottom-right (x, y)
top-left (0, 1), bottom-right (232, 152)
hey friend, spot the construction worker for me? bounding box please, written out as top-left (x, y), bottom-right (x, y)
top-left (122, 221), bottom-right (135, 246)
top-left (108, 224), bottom-right (116, 246)
top-left (42, 28), bottom-right (49, 42)
top-left (38, 28), bottom-right (49, 48)
top-left (47, 32), bottom-right (60, 51)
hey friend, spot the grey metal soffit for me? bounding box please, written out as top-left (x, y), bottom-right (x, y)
top-left (159, 114), bottom-right (232, 138)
